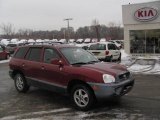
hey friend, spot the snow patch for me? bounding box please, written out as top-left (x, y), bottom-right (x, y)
top-left (0, 59), bottom-right (10, 64)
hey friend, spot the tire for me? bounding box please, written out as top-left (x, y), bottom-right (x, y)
top-left (118, 53), bottom-right (121, 62)
top-left (104, 56), bottom-right (112, 62)
top-left (71, 84), bottom-right (95, 111)
top-left (14, 74), bottom-right (30, 93)
top-left (109, 56), bottom-right (113, 62)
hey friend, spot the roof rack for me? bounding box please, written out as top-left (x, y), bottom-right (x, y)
top-left (24, 41), bottom-right (63, 46)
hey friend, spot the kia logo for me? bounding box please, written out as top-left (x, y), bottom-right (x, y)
top-left (134, 7), bottom-right (158, 21)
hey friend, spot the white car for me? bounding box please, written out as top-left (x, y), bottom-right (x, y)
top-left (84, 38), bottom-right (91, 43)
top-left (88, 42), bottom-right (121, 62)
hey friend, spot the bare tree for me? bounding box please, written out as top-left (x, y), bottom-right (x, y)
top-left (0, 23), bottom-right (15, 38)
top-left (107, 22), bottom-right (123, 40)
top-left (91, 19), bottom-right (100, 41)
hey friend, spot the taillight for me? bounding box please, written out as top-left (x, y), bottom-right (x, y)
top-left (105, 51), bottom-right (109, 55)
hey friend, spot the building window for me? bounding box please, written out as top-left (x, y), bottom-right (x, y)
top-left (130, 29), bottom-right (160, 54)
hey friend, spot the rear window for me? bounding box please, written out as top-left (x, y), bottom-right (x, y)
top-left (89, 44), bottom-right (106, 50)
top-left (25, 48), bottom-right (42, 62)
top-left (14, 47), bottom-right (28, 59)
top-left (7, 44), bottom-right (17, 47)
top-left (108, 44), bottom-right (118, 50)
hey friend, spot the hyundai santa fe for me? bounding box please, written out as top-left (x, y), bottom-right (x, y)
top-left (9, 44), bottom-right (134, 111)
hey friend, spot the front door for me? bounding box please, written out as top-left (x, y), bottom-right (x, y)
top-left (40, 48), bottom-right (67, 91)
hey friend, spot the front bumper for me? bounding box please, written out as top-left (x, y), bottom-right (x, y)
top-left (88, 78), bottom-right (134, 100)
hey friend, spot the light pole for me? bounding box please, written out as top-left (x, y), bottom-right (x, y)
top-left (64, 18), bottom-right (73, 42)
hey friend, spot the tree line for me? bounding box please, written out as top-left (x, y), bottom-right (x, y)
top-left (0, 21), bottom-right (124, 41)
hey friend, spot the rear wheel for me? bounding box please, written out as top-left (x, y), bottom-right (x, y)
top-left (14, 73), bottom-right (30, 93)
top-left (71, 84), bottom-right (95, 111)
top-left (118, 53), bottom-right (121, 62)
top-left (109, 56), bottom-right (113, 62)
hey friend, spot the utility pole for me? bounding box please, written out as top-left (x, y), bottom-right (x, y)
top-left (64, 18), bottom-right (73, 43)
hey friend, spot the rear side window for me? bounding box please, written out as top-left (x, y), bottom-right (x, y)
top-left (25, 48), bottom-right (42, 62)
top-left (89, 44), bottom-right (106, 50)
top-left (14, 47), bottom-right (28, 59)
top-left (108, 44), bottom-right (117, 50)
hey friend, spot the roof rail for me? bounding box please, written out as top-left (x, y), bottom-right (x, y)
top-left (24, 41), bottom-right (63, 46)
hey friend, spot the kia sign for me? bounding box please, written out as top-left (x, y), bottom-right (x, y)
top-left (134, 7), bottom-right (158, 21)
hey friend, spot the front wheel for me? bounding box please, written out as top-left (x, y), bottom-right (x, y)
top-left (14, 74), bottom-right (30, 93)
top-left (118, 53), bottom-right (121, 62)
top-left (71, 84), bottom-right (95, 111)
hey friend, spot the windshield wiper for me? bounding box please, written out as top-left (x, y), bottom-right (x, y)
top-left (87, 60), bottom-right (99, 64)
top-left (71, 62), bottom-right (87, 65)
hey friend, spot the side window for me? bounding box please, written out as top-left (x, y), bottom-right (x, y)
top-left (14, 47), bottom-right (28, 59)
top-left (26, 48), bottom-right (42, 62)
top-left (43, 48), bottom-right (60, 63)
top-left (97, 44), bottom-right (106, 50)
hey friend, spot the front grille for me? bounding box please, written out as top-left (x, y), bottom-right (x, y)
top-left (118, 72), bottom-right (130, 81)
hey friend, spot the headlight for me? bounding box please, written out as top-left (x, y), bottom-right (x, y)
top-left (103, 74), bottom-right (115, 83)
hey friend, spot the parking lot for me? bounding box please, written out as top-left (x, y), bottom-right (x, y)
top-left (0, 62), bottom-right (160, 120)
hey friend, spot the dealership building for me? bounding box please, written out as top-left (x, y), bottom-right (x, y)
top-left (122, 1), bottom-right (160, 57)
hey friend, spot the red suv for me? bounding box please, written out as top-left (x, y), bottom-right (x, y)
top-left (9, 44), bottom-right (134, 111)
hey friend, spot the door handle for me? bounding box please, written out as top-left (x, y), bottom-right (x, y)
top-left (22, 63), bottom-right (25, 67)
top-left (41, 66), bottom-right (45, 70)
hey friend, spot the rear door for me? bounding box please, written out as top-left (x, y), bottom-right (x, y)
top-left (107, 43), bottom-right (120, 60)
top-left (24, 47), bottom-right (43, 82)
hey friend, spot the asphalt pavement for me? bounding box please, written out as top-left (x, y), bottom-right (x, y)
top-left (0, 63), bottom-right (160, 120)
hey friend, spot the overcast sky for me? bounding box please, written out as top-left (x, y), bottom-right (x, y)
top-left (0, 0), bottom-right (154, 31)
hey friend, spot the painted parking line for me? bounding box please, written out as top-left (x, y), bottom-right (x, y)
top-left (0, 108), bottom-right (71, 120)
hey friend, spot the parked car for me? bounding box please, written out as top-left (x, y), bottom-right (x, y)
top-left (0, 45), bottom-right (10, 60)
top-left (88, 42), bottom-right (121, 62)
top-left (9, 44), bottom-right (134, 111)
top-left (84, 38), bottom-right (91, 44)
top-left (0, 39), bottom-right (10, 46)
top-left (76, 39), bottom-right (84, 44)
top-left (6, 43), bottom-right (19, 54)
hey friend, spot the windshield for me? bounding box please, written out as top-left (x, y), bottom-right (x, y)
top-left (60, 47), bottom-right (99, 65)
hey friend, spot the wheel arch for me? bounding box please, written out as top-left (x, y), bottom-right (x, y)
top-left (67, 79), bottom-right (96, 98)
top-left (12, 69), bottom-right (25, 79)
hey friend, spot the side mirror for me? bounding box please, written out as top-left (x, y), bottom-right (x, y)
top-left (50, 59), bottom-right (64, 66)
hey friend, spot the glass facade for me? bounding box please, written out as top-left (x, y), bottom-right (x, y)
top-left (130, 29), bottom-right (160, 54)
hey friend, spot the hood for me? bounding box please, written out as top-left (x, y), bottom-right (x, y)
top-left (82, 62), bottom-right (127, 77)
